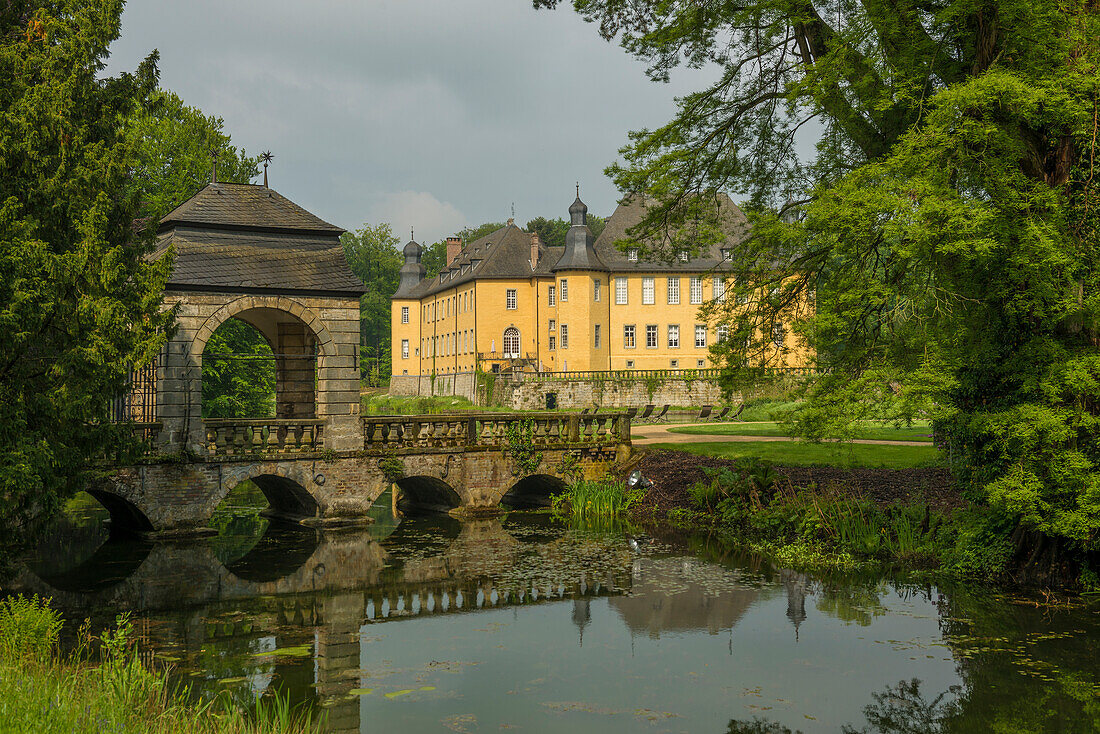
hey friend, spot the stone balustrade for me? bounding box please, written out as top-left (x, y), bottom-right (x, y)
top-left (204, 419), bottom-right (325, 457)
top-left (362, 412), bottom-right (630, 451)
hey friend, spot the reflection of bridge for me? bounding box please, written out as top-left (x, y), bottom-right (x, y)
top-left (101, 181), bottom-right (630, 537)
top-left (13, 517), bottom-right (635, 734)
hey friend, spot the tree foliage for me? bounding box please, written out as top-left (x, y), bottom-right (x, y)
top-left (342, 222), bottom-right (402, 367)
top-left (539, 0), bottom-right (1100, 554)
top-left (0, 1), bottom-right (173, 543)
top-left (201, 319), bottom-right (275, 419)
top-left (527, 214), bottom-right (606, 245)
top-left (125, 89), bottom-right (258, 220)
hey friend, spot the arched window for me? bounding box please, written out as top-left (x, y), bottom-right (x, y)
top-left (503, 328), bottom-right (520, 359)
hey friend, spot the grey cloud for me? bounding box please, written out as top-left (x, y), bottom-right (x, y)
top-left (106, 0), bottom-right (716, 243)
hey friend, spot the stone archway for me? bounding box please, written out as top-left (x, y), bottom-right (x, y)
top-left (158, 292), bottom-right (362, 453)
top-left (193, 296), bottom-right (336, 421)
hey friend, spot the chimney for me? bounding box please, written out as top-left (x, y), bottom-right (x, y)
top-left (445, 236), bottom-right (462, 267)
top-left (530, 232), bottom-right (541, 270)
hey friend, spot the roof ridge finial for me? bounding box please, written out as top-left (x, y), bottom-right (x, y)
top-left (259, 151), bottom-right (274, 187)
top-left (576, 181), bottom-right (580, 198)
top-left (411, 226), bottom-right (415, 241)
top-left (210, 146), bottom-right (218, 184)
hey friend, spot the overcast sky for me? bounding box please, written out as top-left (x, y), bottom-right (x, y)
top-left (104, 1), bottom-right (717, 244)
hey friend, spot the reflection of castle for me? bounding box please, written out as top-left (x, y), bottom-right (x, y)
top-left (780, 568), bottom-right (810, 640)
top-left (608, 557), bottom-right (763, 638)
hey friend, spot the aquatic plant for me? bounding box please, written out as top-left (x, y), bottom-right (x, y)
top-left (552, 479), bottom-right (640, 521)
top-left (0, 595), bottom-right (318, 733)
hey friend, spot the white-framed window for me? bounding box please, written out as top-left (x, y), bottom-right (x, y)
top-left (721, 248), bottom-right (732, 261)
top-left (695, 325), bottom-right (707, 348)
top-left (561, 324), bottom-right (569, 349)
top-left (667, 277), bottom-right (680, 305)
top-left (401, 339), bottom-right (409, 359)
top-left (560, 278), bottom-right (568, 301)
top-left (713, 277), bottom-right (726, 301)
top-left (503, 327), bottom-right (520, 358)
top-left (670, 359), bottom-right (678, 368)
top-left (626, 360), bottom-right (634, 368)
top-left (645, 324), bottom-right (658, 348)
top-left (615, 277), bottom-right (628, 305)
top-left (506, 289), bottom-right (517, 310)
top-left (668, 324), bottom-right (680, 348)
top-left (772, 322), bottom-right (785, 347)
top-left (717, 324), bottom-right (729, 342)
top-left (594, 324), bottom-right (601, 348)
top-left (642, 277), bottom-right (655, 305)
top-left (549, 319), bottom-right (556, 331)
top-left (548, 285), bottom-right (556, 306)
top-left (628, 248), bottom-right (639, 261)
top-left (548, 335), bottom-right (556, 350)
top-left (679, 250), bottom-right (689, 262)
top-left (593, 278), bottom-right (601, 302)
top-left (624, 324), bottom-right (636, 349)
top-left (697, 359), bottom-right (705, 367)
top-left (690, 277), bottom-right (703, 304)
top-left (401, 306), bottom-right (409, 324)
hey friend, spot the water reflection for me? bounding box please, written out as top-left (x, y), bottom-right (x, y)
top-left (9, 511), bottom-right (1100, 733)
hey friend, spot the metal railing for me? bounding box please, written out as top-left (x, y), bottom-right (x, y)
top-left (204, 419), bottom-right (325, 457)
top-left (362, 412), bottom-right (631, 450)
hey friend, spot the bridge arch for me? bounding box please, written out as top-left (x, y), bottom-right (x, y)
top-left (501, 474), bottom-right (568, 509)
top-left (85, 488), bottom-right (156, 537)
top-left (243, 473), bottom-right (321, 521)
top-left (395, 475), bottom-right (462, 516)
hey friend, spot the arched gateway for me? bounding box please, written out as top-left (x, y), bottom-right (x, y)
top-left (151, 181), bottom-right (366, 453)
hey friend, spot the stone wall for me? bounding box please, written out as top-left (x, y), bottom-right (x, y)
top-left (496, 376), bottom-right (731, 410)
top-left (388, 371), bottom-right (477, 402)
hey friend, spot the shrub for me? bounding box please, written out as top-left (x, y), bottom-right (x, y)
top-left (0, 594), bottom-right (62, 663)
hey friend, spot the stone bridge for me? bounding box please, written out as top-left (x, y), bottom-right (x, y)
top-left (99, 180), bottom-right (630, 539)
top-left (101, 411), bottom-right (630, 538)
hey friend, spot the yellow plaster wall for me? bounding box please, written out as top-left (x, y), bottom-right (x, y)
top-left (393, 270), bottom-right (814, 378)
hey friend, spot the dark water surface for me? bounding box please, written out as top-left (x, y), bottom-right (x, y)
top-left (9, 496), bottom-right (1100, 733)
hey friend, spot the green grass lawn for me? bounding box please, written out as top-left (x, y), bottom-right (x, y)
top-left (667, 420), bottom-right (933, 442)
top-left (646, 439), bottom-right (943, 469)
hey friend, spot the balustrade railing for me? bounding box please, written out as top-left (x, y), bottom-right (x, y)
top-left (362, 412), bottom-right (630, 450)
top-left (204, 419), bottom-right (325, 457)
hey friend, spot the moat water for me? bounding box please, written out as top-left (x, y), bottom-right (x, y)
top-left (9, 490), bottom-right (1100, 733)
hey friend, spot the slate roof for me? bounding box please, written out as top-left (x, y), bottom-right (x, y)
top-left (405, 222), bottom-right (562, 299)
top-left (158, 182), bottom-right (343, 234)
top-left (155, 182), bottom-right (365, 295)
top-left (393, 193), bottom-right (750, 300)
top-left (593, 193), bottom-right (749, 272)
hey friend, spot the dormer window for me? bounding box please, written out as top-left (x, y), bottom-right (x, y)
top-left (628, 248), bottom-right (639, 261)
top-left (679, 250), bottom-right (689, 262)
top-left (721, 248), bottom-right (732, 260)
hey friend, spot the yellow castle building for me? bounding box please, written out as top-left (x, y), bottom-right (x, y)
top-left (389, 192), bottom-right (809, 394)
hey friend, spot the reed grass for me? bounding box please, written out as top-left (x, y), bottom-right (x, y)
top-left (552, 479), bottom-right (639, 521)
top-left (0, 595), bottom-right (316, 734)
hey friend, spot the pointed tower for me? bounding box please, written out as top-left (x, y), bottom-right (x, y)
top-left (391, 237), bottom-right (426, 388)
top-left (395, 238), bottom-right (426, 297)
top-left (552, 187), bottom-right (609, 371)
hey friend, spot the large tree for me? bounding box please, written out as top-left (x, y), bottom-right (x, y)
top-left (0, 1), bottom-right (173, 544)
top-left (537, 0), bottom-right (1100, 563)
top-left (125, 88), bottom-right (258, 220)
